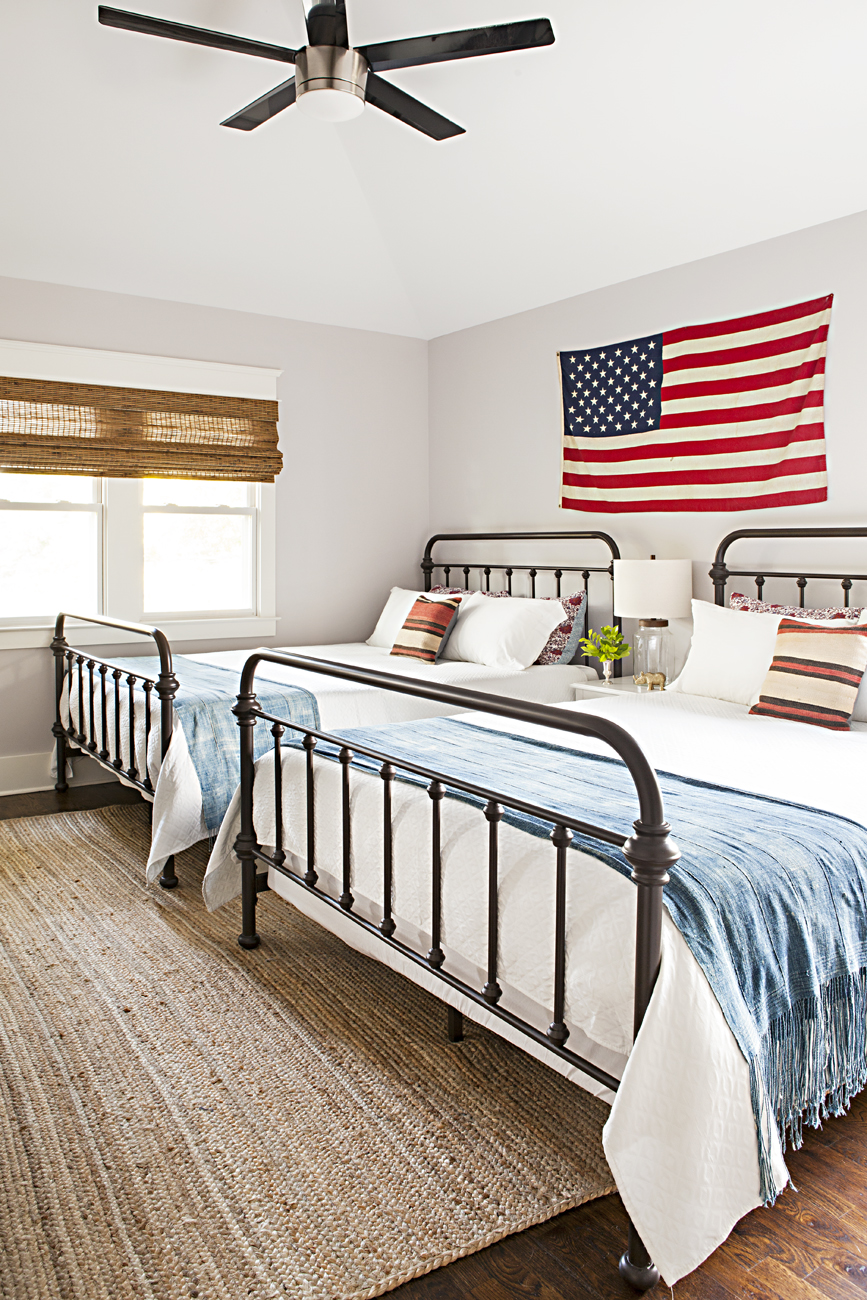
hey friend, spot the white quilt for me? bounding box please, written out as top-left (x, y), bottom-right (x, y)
top-left (205, 689), bottom-right (867, 1284)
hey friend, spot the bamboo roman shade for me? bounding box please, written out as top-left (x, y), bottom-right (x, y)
top-left (0, 375), bottom-right (282, 482)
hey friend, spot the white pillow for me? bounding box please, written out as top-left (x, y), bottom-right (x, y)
top-left (367, 588), bottom-right (458, 648)
top-left (668, 599), bottom-right (782, 706)
top-left (441, 591), bottom-right (566, 670)
top-left (850, 610), bottom-right (867, 721)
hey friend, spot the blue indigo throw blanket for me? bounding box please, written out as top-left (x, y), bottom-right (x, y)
top-left (302, 715), bottom-right (867, 1202)
top-left (113, 656), bottom-right (320, 834)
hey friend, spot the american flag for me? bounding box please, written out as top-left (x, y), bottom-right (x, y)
top-left (559, 294), bottom-right (832, 513)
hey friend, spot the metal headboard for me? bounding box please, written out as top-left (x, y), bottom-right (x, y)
top-left (420, 530), bottom-right (621, 674)
top-left (710, 527), bottom-right (867, 608)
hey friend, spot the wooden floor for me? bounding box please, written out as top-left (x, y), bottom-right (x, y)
top-left (4, 783), bottom-right (867, 1299)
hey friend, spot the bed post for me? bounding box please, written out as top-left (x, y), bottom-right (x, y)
top-left (153, 629), bottom-right (180, 889)
top-left (619, 816), bottom-right (679, 1291)
top-left (233, 683), bottom-right (261, 950)
top-left (51, 614), bottom-right (69, 792)
top-left (710, 535), bottom-right (733, 607)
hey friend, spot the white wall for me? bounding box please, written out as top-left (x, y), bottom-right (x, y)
top-left (428, 208), bottom-right (867, 671)
top-left (0, 276), bottom-right (428, 783)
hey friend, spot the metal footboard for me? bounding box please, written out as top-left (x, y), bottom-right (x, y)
top-left (233, 651), bottom-right (680, 1291)
top-left (51, 612), bottom-right (180, 888)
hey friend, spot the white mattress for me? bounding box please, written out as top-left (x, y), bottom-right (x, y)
top-left (145, 644), bottom-right (595, 874)
top-left (205, 689), bottom-right (867, 1284)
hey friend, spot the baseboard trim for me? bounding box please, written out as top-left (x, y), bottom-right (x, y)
top-left (0, 750), bottom-right (120, 797)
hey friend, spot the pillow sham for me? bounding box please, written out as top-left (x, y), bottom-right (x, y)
top-left (668, 600), bottom-right (783, 706)
top-left (749, 618), bottom-right (867, 730)
top-left (390, 595), bottom-right (461, 664)
top-left (730, 592), bottom-right (863, 621)
top-left (440, 590), bottom-right (566, 670)
top-left (429, 585), bottom-right (587, 665)
top-left (367, 587), bottom-right (462, 649)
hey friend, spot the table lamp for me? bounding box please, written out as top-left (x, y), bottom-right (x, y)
top-left (613, 557), bottom-right (693, 689)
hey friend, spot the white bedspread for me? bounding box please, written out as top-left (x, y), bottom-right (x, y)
top-left (144, 644), bottom-right (594, 876)
top-left (205, 688), bottom-right (867, 1283)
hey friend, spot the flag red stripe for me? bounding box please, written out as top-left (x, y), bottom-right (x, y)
top-left (662, 326), bottom-right (828, 374)
top-left (659, 389), bottom-right (824, 429)
top-left (661, 356), bottom-right (825, 403)
top-left (562, 455), bottom-right (826, 491)
top-left (662, 295), bottom-right (833, 347)
top-left (563, 423), bottom-right (824, 465)
top-left (560, 487), bottom-right (829, 513)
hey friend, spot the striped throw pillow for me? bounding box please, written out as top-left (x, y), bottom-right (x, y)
top-left (390, 596), bottom-right (462, 663)
top-left (749, 618), bottom-right (867, 730)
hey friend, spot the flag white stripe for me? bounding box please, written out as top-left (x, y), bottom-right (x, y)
top-left (661, 340), bottom-right (827, 387)
top-left (561, 471), bottom-right (828, 503)
top-left (565, 439), bottom-right (827, 479)
top-left (661, 307), bottom-right (832, 360)
top-left (660, 371), bottom-right (825, 416)
top-left (564, 405), bottom-right (825, 454)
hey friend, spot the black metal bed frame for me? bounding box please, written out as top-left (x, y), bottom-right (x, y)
top-left (48, 530), bottom-right (622, 895)
top-left (421, 529), bottom-right (623, 674)
top-left (231, 673), bottom-right (674, 1289)
top-left (711, 526), bottom-right (867, 608)
top-left (50, 611), bottom-right (181, 888)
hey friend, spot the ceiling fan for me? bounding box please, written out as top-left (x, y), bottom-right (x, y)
top-left (97, 3), bottom-right (555, 140)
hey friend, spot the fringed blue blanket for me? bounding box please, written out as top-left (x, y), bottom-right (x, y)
top-left (113, 656), bottom-right (320, 834)
top-left (304, 715), bottom-right (867, 1202)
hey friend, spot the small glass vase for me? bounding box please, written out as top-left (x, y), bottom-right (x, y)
top-left (601, 659), bottom-right (613, 685)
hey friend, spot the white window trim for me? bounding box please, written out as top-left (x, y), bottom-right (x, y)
top-left (0, 339), bottom-right (281, 651)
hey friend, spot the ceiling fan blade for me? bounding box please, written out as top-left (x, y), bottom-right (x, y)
top-left (221, 77), bottom-right (296, 130)
top-left (357, 18), bottom-right (554, 72)
top-left (97, 6), bottom-right (297, 63)
top-left (364, 73), bottom-right (464, 141)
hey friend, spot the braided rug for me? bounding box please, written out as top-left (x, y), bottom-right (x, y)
top-left (0, 804), bottom-right (615, 1300)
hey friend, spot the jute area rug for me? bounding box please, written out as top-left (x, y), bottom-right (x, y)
top-left (0, 805), bottom-right (615, 1300)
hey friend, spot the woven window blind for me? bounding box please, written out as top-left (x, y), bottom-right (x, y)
top-left (0, 376), bottom-right (281, 482)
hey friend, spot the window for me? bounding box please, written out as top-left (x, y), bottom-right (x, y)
top-left (0, 474), bottom-right (276, 648)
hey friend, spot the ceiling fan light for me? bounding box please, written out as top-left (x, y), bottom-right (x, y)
top-left (297, 87), bottom-right (365, 122)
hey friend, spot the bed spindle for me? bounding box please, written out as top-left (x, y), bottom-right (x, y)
top-left (142, 680), bottom-right (153, 791)
top-left (271, 722), bottom-right (285, 868)
top-left (483, 565), bottom-right (491, 592)
top-left (462, 565), bottom-right (471, 589)
top-left (505, 566), bottom-right (513, 595)
top-left (548, 824), bottom-right (572, 1048)
top-left (482, 800), bottom-right (503, 1004)
top-left (98, 664), bottom-right (109, 761)
top-left (529, 567), bottom-right (537, 598)
top-left (427, 780), bottom-right (445, 968)
top-left (842, 577), bottom-right (852, 607)
top-left (65, 652), bottom-right (75, 738)
top-left (303, 734), bottom-right (318, 885)
top-left (797, 576), bottom-right (807, 606)
top-left (379, 762), bottom-right (396, 938)
top-left (755, 575), bottom-right (765, 598)
top-left (443, 564), bottom-right (451, 586)
top-left (339, 746), bottom-right (354, 910)
top-left (86, 661), bottom-right (97, 751)
top-left (125, 676), bottom-right (138, 781)
top-left (555, 568), bottom-right (562, 597)
top-left (112, 669), bottom-right (123, 769)
top-left (76, 655), bottom-right (85, 741)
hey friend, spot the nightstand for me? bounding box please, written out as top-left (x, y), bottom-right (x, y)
top-left (570, 677), bottom-right (661, 702)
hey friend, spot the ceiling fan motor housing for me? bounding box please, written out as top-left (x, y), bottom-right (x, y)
top-left (295, 46), bottom-right (369, 107)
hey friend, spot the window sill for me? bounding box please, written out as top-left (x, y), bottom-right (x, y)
top-left (0, 615), bottom-right (279, 652)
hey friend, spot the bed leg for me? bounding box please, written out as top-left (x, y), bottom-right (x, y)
top-left (619, 1220), bottom-right (660, 1291)
top-left (447, 1006), bottom-right (464, 1043)
top-left (159, 855), bottom-right (178, 889)
top-left (52, 722), bottom-right (68, 793)
top-left (238, 857), bottom-right (261, 950)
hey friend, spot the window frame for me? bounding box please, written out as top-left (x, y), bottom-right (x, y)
top-left (0, 479), bottom-right (277, 650)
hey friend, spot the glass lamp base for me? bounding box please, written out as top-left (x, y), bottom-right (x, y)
top-left (633, 620), bottom-right (672, 690)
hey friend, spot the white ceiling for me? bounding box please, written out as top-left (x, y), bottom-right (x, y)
top-left (2, 0), bottom-right (866, 339)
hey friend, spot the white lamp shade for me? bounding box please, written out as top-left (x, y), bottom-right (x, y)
top-left (613, 559), bottom-right (693, 620)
